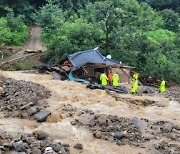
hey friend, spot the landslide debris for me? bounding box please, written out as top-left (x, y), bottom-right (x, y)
top-left (73, 114), bottom-right (145, 146)
top-left (0, 129), bottom-right (71, 154)
top-left (0, 77), bottom-right (51, 120)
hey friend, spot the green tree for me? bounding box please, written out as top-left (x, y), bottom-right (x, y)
top-left (160, 9), bottom-right (180, 32)
top-left (44, 18), bottom-right (104, 62)
top-left (0, 17), bottom-right (11, 45)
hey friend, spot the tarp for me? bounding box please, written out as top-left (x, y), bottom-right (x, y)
top-left (68, 48), bottom-right (120, 71)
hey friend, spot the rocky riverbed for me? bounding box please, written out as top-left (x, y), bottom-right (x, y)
top-left (0, 76), bottom-right (51, 121)
top-left (0, 71), bottom-right (179, 154)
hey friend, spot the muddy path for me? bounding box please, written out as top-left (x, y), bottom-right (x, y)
top-left (0, 71), bottom-right (180, 154)
top-left (0, 27), bottom-right (46, 66)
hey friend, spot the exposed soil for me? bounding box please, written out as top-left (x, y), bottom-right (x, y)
top-left (0, 27), bottom-right (46, 67)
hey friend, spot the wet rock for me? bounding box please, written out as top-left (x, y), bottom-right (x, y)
top-left (51, 71), bottom-right (62, 80)
top-left (29, 97), bottom-right (38, 104)
top-left (78, 114), bottom-right (95, 125)
top-left (167, 133), bottom-right (177, 140)
top-left (156, 102), bottom-right (166, 107)
top-left (35, 110), bottom-right (51, 122)
top-left (173, 125), bottom-right (180, 130)
top-left (31, 147), bottom-right (41, 154)
top-left (0, 86), bottom-right (4, 93)
top-left (114, 132), bottom-right (124, 140)
top-left (0, 130), bottom-right (7, 139)
top-left (97, 115), bottom-right (107, 125)
top-left (13, 143), bottom-right (26, 152)
top-left (62, 143), bottom-right (70, 147)
top-left (151, 125), bottom-right (161, 134)
top-left (54, 144), bottom-right (61, 152)
top-left (70, 121), bottom-right (78, 125)
top-left (94, 131), bottom-right (102, 139)
top-left (26, 107), bottom-right (38, 116)
top-left (143, 88), bottom-right (153, 94)
top-left (3, 142), bottom-right (13, 149)
top-left (20, 102), bottom-right (33, 110)
top-left (131, 117), bottom-right (145, 132)
top-left (73, 143), bottom-right (83, 150)
top-left (162, 123), bottom-right (173, 133)
top-left (33, 130), bottom-right (48, 140)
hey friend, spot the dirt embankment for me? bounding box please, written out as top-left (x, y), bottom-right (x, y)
top-left (0, 71), bottom-right (179, 154)
top-left (0, 27), bottom-right (46, 68)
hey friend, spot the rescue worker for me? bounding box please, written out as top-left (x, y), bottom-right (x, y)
top-left (100, 73), bottom-right (108, 86)
top-left (133, 73), bottom-right (139, 80)
top-left (159, 80), bottom-right (166, 93)
top-left (108, 71), bottom-right (113, 85)
top-left (113, 72), bottom-right (119, 87)
top-left (131, 79), bottom-right (138, 93)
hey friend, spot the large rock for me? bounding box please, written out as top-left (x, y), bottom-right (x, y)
top-left (13, 143), bottom-right (26, 152)
top-left (0, 86), bottom-right (4, 93)
top-left (26, 107), bottom-right (38, 116)
top-left (73, 143), bottom-right (83, 150)
top-left (33, 130), bottom-right (48, 140)
top-left (162, 123), bottom-right (173, 133)
top-left (114, 132), bottom-right (124, 140)
top-left (0, 129), bottom-right (7, 139)
top-left (51, 71), bottom-right (62, 80)
top-left (31, 147), bottom-right (41, 154)
top-left (97, 115), bottom-right (107, 125)
top-left (35, 110), bottom-right (51, 122)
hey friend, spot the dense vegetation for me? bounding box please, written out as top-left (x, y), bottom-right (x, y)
top-left (0, 0), bottom-right (179, 82)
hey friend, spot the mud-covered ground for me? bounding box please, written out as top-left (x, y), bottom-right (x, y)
top-left (0, 70), bottom-right (179, 154)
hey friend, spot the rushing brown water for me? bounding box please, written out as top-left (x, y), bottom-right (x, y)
top-left (1, 71), bottom-right (179, 154)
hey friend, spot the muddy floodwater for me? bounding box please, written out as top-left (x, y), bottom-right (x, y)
top-left (0, 71), bottom-right (180, 154)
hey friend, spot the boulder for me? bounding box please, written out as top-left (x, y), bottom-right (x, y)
top-left (27, 107), bottom-right (38, 116)
top-left (35, 110), bottom-right (51, 122)
top-left (13, 143), bottom-right (26, 152)
top-left (94, 131), bottom-right (102, 139)
top-left (73, 143), bottom-right (83, 150)
top-left (54, 144), bottom-right (61, 152)
top-left (97, 115), bottom-right (107, 125)
top-left (0, 86), bottom-right (4, 93)
top-left (162, 123), bottom-right (173, 133)
top-left (114, 132), bottom-right (124, 140)
top-left (33, 130), bottom-right (48, 140)
top-left (31, 147), bottom-right (41, 154)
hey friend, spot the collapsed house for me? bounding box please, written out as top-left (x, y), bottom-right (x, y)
top-left (39, 48), bottom-right (131, 85)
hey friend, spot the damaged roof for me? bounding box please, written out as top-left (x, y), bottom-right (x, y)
top-left (68, 48), bottom-right (120, 71)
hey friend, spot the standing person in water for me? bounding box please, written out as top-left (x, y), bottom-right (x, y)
top-left (100, 72), bottom-right (108, 86)
top-left (108, 71), bottom-right (113, 85)
top-left (159, 79), bottom-right (166, 93)
top-left (113, 72), bottom-right (119, 87)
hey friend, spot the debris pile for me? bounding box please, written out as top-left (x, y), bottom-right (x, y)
top-left (153, 141), bottom-right (180, 154)
top-left (47, 104), bottom-right (94, 123)
top-left (0, 77), bottom-right (51, 121)
top-left (73, 114), bottom-right (145, 146)
top-left (0, 129), bottom-right (71, 154)
top-left (151, 121), bottom-right (180, 153)
top-left (165, 85), bottom-right (180, 102)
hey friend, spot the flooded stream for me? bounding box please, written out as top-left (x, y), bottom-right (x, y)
top-left (0, 71), bottom-right (179, 154)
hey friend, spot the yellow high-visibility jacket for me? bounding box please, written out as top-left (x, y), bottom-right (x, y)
top-left (159, 80), bottom-right (166, 92)
top-left (131, 80), bottom-right (138, 93)
top-left (113, 73), bottom-right (119, 87)
top-left (100, 73), bottom-right (108, 86)
top-left (133, 73), bottom-right (139, 80)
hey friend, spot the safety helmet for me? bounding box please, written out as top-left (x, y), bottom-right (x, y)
top-left (44, 147), bottom-right (53, 154)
